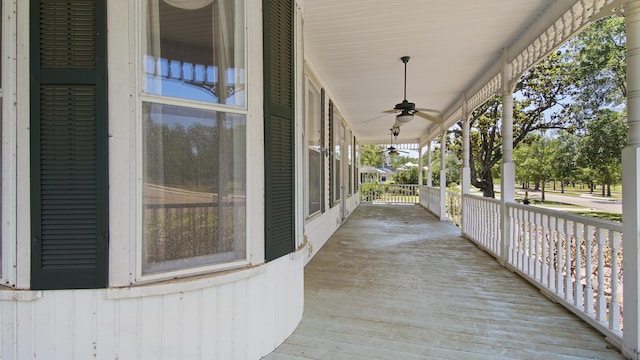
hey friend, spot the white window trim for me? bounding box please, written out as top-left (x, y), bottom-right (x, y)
top-left (1, 0), bottom-right (17, 288)
top-left (304, 75), bottom-right (322, 220)
top-left (136, 0), bottom-right (250, 283)
top-left (106, 0), bottom-right (256, 286)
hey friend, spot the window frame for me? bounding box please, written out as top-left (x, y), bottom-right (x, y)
top-left (304, 74), bottom-right (322, 219)
top-left (134, 0), bottom-right (251, 283)
top-left (1, 0), bottom-right (17, 288)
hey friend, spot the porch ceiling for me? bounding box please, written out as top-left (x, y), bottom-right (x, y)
top-left (303, 0), bottom-right (553, 145)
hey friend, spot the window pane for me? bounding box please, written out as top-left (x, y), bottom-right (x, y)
top-left (307, 83), bottom-right (321, 215)
top-left (333, 117), bottom-right (342, 202)
top-left (142, 102), bottom-right (246, 274)
top-left (144, 0), bottom-right (245, 106)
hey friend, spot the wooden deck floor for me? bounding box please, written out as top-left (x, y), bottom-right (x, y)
top-left (265, 204), bottom-right (624, 359)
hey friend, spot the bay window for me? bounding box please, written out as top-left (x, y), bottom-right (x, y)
top-left (141, 0), bottom-right (246, 275)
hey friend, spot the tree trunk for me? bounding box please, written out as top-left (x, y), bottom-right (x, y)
top-left (481, 173), bottom-right (496, 198)
top-left (601, 182), bottom-right (605, 197)
top-left (553, 181), bottom-right (556, 191)
top-left (607, 183), bottom-right (611, 197)
top-left (541, 180), bottom-right (546, 201)
top-left (482, 176), bottom-right (495, 198)
top-left (561, 180), bottom-right (565, 194)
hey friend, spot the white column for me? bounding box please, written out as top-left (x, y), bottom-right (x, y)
top-left (439, 129), bottom-right (447, 221)
top-left (461, 101), bottom-right (471, 195)
top-left (418, 145), bottom-right (423, 185)
top-left (461, 101), bottom-right (471, 236)
top-left (623, 1), bottom-right (640, 358)
top-left (427, 142), bottom-right (433, 187)
top-left (500, 59), bottom-right (515, 263)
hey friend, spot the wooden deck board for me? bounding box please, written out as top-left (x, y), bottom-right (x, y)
top-left (264, 204), bottom-right (624, 359)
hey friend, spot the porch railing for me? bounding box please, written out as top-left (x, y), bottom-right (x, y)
top-left (423, 192), bottom-right (624, 344)
top-left (445, 190), bottom-right (462, 227)
top-left (506, 203), bottom-right (623, 340)
top-left (462, 194), bottom-right (501, 257)
top-left (423, 186), bottom-right (440, 215)
top-left (360, 183), bottom-right (419, 204)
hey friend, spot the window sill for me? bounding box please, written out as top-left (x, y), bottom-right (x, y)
top-left (0, 287), bottom-right (43, 302)
top-left (105, 264), bottom-right (267, 300)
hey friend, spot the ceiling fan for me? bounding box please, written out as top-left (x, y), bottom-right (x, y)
top-left (380, 128), bottom-right (409, 156)
top-left (384, 56), bottom-right (443, 125)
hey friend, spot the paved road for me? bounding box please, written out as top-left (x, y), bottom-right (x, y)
top-left (520, 189), bottom-right (622, 213)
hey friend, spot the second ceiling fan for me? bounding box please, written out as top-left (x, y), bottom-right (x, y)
top-left (384, 56), bottom-right (443, 125)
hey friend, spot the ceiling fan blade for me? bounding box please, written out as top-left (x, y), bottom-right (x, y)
top-left (363, 113), bottom-right (390, 123)
top-left (415, 111), bottom-right (444, 123)
top-left (382, 109), bottom-right (397, 114)
top-left (415, 108), bottom-right (440, 113)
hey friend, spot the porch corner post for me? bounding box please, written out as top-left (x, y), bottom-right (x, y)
top-left (623, 1), bottom-right (640, 358)
top-left (439, 128), bottom-right (447, 221)
top-left (500, 58), bottom-right (515, 263)
top-left (427, 141), bottom-right (433, 187)
top-left (461, 101), bottom-right (471, 235)
top-left (461, 101), bottom-right (471, 195)
top-left (418, 145), bottom-right (424, 185)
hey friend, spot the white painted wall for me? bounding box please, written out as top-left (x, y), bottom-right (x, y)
top-left (0, 252), bottom-right (304, 360)
top-left (303, 193), bottom-right (359, 265)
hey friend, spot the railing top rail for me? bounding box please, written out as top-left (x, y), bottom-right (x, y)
top-left (506, 201), bottom-right (622, 232)
top-left (462, 193), bottom-right (501, 205)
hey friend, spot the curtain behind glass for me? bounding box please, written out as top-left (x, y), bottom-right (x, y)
top-left (144, 0), bottom-right (245, 106)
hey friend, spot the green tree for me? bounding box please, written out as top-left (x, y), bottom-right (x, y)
top-left (550, 133), bottom-right (579, 193)
top-left (577, 109), bottom-right (627, 196)
top-left (513, 135), bottom-right (555, 201)
top-left (566, 15), bottom-right (626, 114)
top-left (453, 51), bottom-right (574, 198)
top-left (394, 166), bottom-right (419, 184)
top-left (423, 142), bottom-right (462, 187)
top-left (360, 144), bottom-right (384, 168)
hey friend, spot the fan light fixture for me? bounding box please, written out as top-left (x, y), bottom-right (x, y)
top-left (396, 109), bottom-right (413, 123)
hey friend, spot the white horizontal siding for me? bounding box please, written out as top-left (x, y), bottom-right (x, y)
top-left (0, 253), bottom-right (304, 360)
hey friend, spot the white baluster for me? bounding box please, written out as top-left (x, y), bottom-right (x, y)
top-left (574, 221), bottom-right (583, 307)
top-left (556, 217), bottom-right (564, 298)
top-left (584, 225), bottom-right (594, 316)
top-left (609, 230), bottom-right (621, 331)
top-left (596, 227), bottom-right (607, 323)
top-left (565, 219), bottom-right (574, 303)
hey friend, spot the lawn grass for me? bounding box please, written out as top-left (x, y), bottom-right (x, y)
top-left (568, 210), bottom-right (622, 222)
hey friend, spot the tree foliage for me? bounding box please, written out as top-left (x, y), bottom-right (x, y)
top-left (566, 16), bottom-right (626, 113)
top-left (448, 15), bottom-right (627, 198)
top-left (577, 109), bottom-right (627, 196)
top-left (360, 144), bottom-right (384, 168)
top-left (453, 51), bottom-right (574, 197)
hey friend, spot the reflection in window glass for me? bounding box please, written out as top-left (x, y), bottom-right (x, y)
top-left (333, 115), bottom-right (342, 203)
top-left (307, 83), bottom-right (321, 216)
top-left (142, 102), bottom-right (246, 274)
top-left (143, 0), bottom-right (245, 106)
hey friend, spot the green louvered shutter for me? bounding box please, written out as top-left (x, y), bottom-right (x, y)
top-left (30, 0), bottom-right (108, 289)
top-left (263, 0), bottom-right (295, 261)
